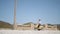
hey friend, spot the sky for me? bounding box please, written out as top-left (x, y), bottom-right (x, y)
top-left (0, 0), bottom-right (60, 24)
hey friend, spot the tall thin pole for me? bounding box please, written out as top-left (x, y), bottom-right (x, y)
top-left (13, 0), bottom-right (17, 30)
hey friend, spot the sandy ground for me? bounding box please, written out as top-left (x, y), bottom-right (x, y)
top-left (0, 30), bottom-right (60, 34)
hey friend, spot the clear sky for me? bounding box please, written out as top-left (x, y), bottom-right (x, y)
top-left (0, 0), bottom-right (60, 24)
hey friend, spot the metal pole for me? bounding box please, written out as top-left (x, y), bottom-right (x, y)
top-left (13, 0), bottom-right (17, 30)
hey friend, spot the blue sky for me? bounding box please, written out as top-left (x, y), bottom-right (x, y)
top-left (0, 0), bottom-right (60, 24)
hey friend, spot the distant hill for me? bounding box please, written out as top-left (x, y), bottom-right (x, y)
top-left (23, 22), bottom-right (33, 25)
top-left (0, 21), bottom-right (12, 29)
top-left (57, 24), bottom-right (60, 30)
top-left (23, 22), bottom-right (36, 25)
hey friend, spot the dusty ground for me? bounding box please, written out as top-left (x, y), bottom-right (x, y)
top-left (0, 30), bottom-right (60, 34)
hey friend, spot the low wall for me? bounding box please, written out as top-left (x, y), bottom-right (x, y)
top-left (0, 30), bottom-right (60, 34)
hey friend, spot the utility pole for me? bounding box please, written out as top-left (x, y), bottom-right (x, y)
top-left (13, 0), bottom-right (17, 30)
